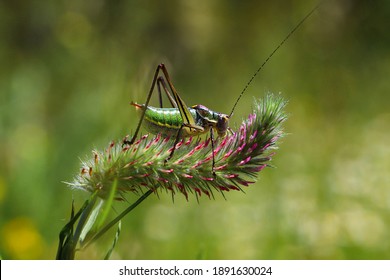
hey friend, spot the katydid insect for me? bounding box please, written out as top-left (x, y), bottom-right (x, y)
top-left (124, 4), bottom-right (321, 174)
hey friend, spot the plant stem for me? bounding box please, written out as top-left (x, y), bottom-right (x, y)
top-left (81, 189), bottom-right (154, 250)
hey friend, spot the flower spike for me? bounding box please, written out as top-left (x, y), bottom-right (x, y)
top-left (67, 94), bottom-right (287, 200)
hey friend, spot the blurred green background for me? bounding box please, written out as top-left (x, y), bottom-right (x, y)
top-left (1, 0), bottom-right (390, 259)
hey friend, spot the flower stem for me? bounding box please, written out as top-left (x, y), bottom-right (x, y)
top-left (80, 189), bottom-right (154, 250)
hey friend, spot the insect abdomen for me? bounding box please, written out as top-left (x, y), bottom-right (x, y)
top-left (133, 103), bottom-right (197, 137)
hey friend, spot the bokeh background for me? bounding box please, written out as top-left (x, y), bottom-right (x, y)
top-left (1, 0), bottom-right (389, 259)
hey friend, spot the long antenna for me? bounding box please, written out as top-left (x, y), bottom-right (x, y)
top-left (229, 2), bottom-right (322, 117)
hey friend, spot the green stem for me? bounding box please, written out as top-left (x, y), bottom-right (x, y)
top-left (73, 193), bottom-right (98, 244)
top-left (81, 189), bottom-right (154, 250)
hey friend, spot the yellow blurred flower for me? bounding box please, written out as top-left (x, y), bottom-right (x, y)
top-left (1, 217), bottom-right (44, 259)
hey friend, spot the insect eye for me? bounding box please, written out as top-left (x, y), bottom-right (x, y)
top-left (218, 114), bottom-right (229, 122)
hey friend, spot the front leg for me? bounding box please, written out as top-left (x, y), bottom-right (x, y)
top-left (164, 123), bottom-right (204, 164)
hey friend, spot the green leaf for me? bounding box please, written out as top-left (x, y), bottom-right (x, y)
top-left (104, 220), bottom-right (121, 260)
top-left (79, 199), bottom-right (104, 243)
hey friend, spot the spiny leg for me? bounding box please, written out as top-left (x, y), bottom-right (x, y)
top-left (159, 65), bottom-right (210, 166)
top-left (165, 124), bottom-right (217, 176)
top-left (126, 64), bottom-right (204, 168)
top-left (124, 65), bottom-right (163, 145)
top-left (124, 64), bottom-right (179, 146)
top-left (165, 122), bottom-right (204, 164)
top-left (157, 75), bottom-right (208, 163)
top-left (164, 123), bottom-right (184, 164)
top-left (159, 64), bottom-right (195, 128)
top-left (157, 76), bottom-right (177, 108)
top-left (209, 127), bottom-right (216, 176)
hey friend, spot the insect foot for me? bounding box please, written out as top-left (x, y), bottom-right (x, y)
top-left (121, 135), bottom-right (131, 147)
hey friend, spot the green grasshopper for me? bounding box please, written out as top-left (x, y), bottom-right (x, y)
top-left (126, 63), bottom-right (230, 172)
top-left (124, 4), bottom-right (320, 173)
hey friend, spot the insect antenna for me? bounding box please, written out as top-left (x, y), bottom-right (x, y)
top-left (229, 2), bottom-right (322, 117)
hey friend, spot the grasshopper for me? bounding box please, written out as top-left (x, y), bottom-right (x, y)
top-left (124, 4), bottom-right (321, 174)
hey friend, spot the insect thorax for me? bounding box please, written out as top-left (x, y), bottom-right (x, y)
top-left (192, 105), bottom-right (230, 137)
